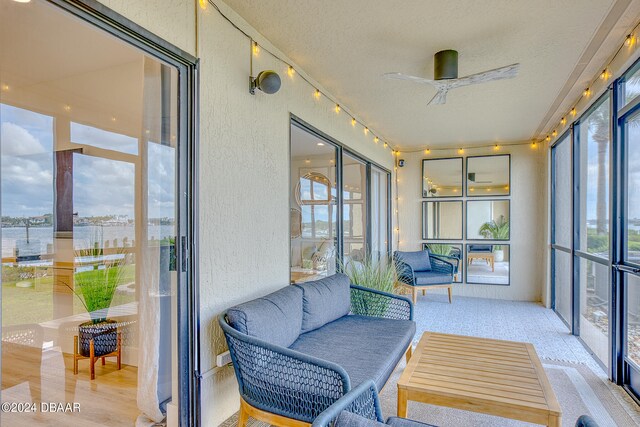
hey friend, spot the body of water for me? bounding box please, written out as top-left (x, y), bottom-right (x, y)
top-left (1, 225), bottom-right (173, 258)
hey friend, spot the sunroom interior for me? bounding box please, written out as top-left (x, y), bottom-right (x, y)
top-left (2, 0), bottom-right (640, 426)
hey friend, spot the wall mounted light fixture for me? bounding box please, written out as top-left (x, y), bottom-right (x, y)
top-left (249, 71), bottom-right (281, 95)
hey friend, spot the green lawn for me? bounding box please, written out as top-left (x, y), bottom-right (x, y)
top-left (2, 265), bottom-right (136, 326)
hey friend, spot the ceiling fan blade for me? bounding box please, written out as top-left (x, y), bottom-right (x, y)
top-left (453, 63), bottom-right (520, 87)
top-left (427, 89), bottom-right (448, 105)
top-left (383, 72), bottom-right (435, 86)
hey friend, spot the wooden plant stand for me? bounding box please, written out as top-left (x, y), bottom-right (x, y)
top-left (73, 332), bottom-right (122, 380)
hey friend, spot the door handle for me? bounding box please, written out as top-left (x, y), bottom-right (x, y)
top-left (613, 264), bottom-right (640, 274)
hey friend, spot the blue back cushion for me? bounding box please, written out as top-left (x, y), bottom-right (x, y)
top-left (226, 285), bottom-right (303, 348)
top-left (469, 244), bottom-right (493, 252)
top-left (396, 251), bottom-right (431, 272)
top-left (294, 273), bottom-right (351, 333)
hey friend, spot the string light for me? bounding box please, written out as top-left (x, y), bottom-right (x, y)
top-left (287, 65), bottom-right (295, 77)
top-left (570, 107), bottom-right (577, 117)
top-left (313, 89), bottom-right (321, 99)
top-left (199, 0), bottom-right (207, 10)
top-left (625, 34), bottom-right (634, 47)
top-left (561, 117), bottom-right (566, 125)
top-left (374, 136), bottom-right (379, 143)
top-left (252, 41), bottom-right (260, 56)
top-left (552, 129), bottom-right (557, 137)
top-left (600, 69), bottom-right (609, 80)
top-left (425, 148), bottom-right (431, 154)
top-left (531, 141), bottom-right (538, 149)
top-left (545, 135), bottom-right (550, 142)
top-left (364, 127), bottom-right (369, 135)
top-left (383, 142), bottom-right (388, 148)
top-left (351, 117), bottom-right (356, 126)
top-left (458, 148), bottom-right (464, 154)
top-left (493, 144), bottom-right (500, 151)
top-left (583, 87), bottom-right (591, 97)
top-left (335, 104), bottom-right (341, 113)
top-left (63, 105), bottom-right (71, 112)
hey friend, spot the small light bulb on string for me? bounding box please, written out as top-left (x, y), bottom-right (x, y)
top-left (531, 141), bottom-right (538, 149)
top-left (364, 127), bottom-right (369, 135)
top-left (600, 69), bottom-right (609, 80)
top-left (545, 135), bottom-right (550, 142)
top-left (552, 129), bottom-right (557, 137)
top-left (458, 148), bottom-right (464, 154)
top-left (313, 89), bottom-right (321, 99)
top-left (561, 117), bottom-right (566, 126)
top-left (335, 104), bottom-right (341, 114)
top-left (287, 66), bottom-right (295, 77)
top-left (570, 107), bottom-right (577, 117)
top-left (425, 148), bottom-right (431, 154)
top-left (199, 0), bottom-right (207, 10)
top-left (252, 41), bottom-right (260, 56)
top-left (374, 136), bottom-right (379, 143)
top-left (351, 117), bottom-right (356, 127)
top-left (383, 142), bottom-right (388, 148)
top-left (583, 87), bottom-right (591, 97)
top-left (494, 144), bottom-right (500, 151)
top-left (625, 34), bottom-right (634, 47)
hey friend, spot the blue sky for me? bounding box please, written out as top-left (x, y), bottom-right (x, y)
top-left (1, 103), bottom-right (175, 219)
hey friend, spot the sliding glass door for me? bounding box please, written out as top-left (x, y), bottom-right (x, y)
top-left (618, 94), bottom-right (640, 397)
top-left (551, 133), bottom-right (573, 327)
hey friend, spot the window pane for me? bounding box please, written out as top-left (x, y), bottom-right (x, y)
top-left (626, 111), bottom-right (640, 263)
top-left (578, 98), bottom-right (609, 258)
top-left (290, 125), bottom-right (337, 283)
top-left (623, 66), bottom-right (640, 107)
top-left (552, 135), bottom-right (572, 247)
top-left (578, 258), bottom-right (609, 368)
top-left (554, 249), bottom-right (572, 327)
top-left (627, 274), bottom-right (640, 368)
top-left (70, 122), bottom-right (138, 155)
top-left (370, 167), bottom-right (388, 261)
top-left (343, 154), bottom-right (367, 262)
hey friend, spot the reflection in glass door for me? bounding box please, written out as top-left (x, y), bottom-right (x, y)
top-left (289, 123), bottom-right (338, 283)
top-left (0, 1), bottom-right (181, 424)
top-left (342, 153), bottom-right (367, 266)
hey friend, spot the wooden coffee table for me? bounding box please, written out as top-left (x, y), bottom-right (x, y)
top-left (398, 332), bottom-right (561, 426)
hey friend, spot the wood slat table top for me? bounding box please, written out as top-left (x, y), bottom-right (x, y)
top-left (398, 332), bottom-right (561, 422)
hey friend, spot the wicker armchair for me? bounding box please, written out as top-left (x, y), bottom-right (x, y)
top-left (312, 380), bottom-right (437, 427)
top-left (393, 250), bottom-right (455, 304)
top-left (219, 283), bottom-right (413, 426)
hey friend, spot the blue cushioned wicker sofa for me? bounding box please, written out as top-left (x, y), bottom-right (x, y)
top-left (219, 273), bottom-right (416, 427)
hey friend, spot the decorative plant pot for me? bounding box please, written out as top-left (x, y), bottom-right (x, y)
top-left (78, 319), bottom-right (118, 357)
top-left (494, 250), bottom-right (504, 263)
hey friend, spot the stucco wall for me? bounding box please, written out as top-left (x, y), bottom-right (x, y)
top-left (96, 1), bottom-right (395, 425)
top-left (396, 144), bottom-right (547, 302)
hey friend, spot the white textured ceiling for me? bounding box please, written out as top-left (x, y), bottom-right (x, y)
top-left (223, 0), bottom-right (620, 149)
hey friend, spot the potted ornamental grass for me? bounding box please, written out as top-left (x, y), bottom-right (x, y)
top-left (65, 236), bottom-right (127, 358)
top-left (478, 215), bottom-right (510, 262)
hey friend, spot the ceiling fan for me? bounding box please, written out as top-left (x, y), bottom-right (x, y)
top-left (384, 50), bottom-right (519, 105)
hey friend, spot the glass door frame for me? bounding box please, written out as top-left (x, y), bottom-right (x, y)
top-left (290, 116), bottom-right (392, 271)
top-left (46, 0), bottom-right (201, 425)
top-left (614, 79), bottom-right (640, 399)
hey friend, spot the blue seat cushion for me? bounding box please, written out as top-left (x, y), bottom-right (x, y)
top-left (396, 251), bottom-right (431, 272)
top-left (335, 411), bottom-right (386, 427)
top-left (226, 285), bottom-right (303, 348)
top-left (386, 417), bottom-right (438, 427)
top-left (294, 274), bottom-right (351, 333)
top-left (289, 315), bottom-right (416, 390)
top-left (413, 271), bottom-right (452, 286)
